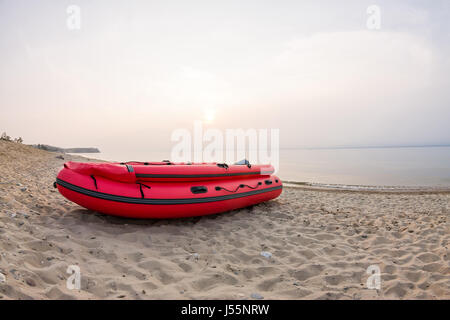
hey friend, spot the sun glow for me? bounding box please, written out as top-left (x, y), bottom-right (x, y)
top-left (203, 108), bottom-right (216, 124)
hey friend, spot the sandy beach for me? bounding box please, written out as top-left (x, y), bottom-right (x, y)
top-left (0, 140), bottom-right (449, 300)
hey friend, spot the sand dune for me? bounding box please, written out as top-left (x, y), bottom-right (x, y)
top-left (0, 140), bottom-right (449, 299)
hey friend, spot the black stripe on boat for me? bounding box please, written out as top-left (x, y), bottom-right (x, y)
top-left (135, 171), bottom-right (274, 179)
top-left (56, 178), bottom-right (282, 205)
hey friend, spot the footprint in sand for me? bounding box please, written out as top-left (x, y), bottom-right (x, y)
top-left (416, 253), bottom-right (441, 263)
top-left (290, 265), bottom-right (324, 282)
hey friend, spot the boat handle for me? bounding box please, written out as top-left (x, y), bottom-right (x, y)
top-left (191, 186), bottom-right (208, 194)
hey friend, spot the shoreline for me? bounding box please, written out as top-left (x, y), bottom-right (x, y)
top-left (283, 181), bottom-right (450, 194)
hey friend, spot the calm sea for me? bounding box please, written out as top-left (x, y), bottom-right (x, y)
top-left (74, 146), bottom-right (450, 187)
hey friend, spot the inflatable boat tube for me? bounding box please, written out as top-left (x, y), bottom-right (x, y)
top-left (64, 161), bottom-right (275, 182)
top-left (56, 162), bottom-right (282, 218)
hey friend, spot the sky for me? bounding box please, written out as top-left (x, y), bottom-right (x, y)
top-left (0, 0), bottom-right (449, 153)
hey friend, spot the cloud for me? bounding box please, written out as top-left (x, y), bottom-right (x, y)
top-left (268, 30), bottom-right (434, 103)
top-left (218, 29), bottom-right (447, 147)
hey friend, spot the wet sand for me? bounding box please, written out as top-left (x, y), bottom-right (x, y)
top-left (0, 140), bottom-right (449, 299)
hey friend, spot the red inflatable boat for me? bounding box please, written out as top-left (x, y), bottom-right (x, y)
top-left (55, 160), bottom-right (282, 218)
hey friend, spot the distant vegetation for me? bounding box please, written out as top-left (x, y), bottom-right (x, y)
top-left (63, 147), bottom-right (100, 153)
top-left (1, 132), bottom-right (99, 153)
top-left (32, 144), bottom-right (100, 154)
top-left (1, 132), bottom-right (23, 143)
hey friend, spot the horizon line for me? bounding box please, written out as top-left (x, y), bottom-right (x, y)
top-left (280, 144), bottom-right (450, 150)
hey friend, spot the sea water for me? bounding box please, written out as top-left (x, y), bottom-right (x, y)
top-left (73, 146), bottom-right (450, 187)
